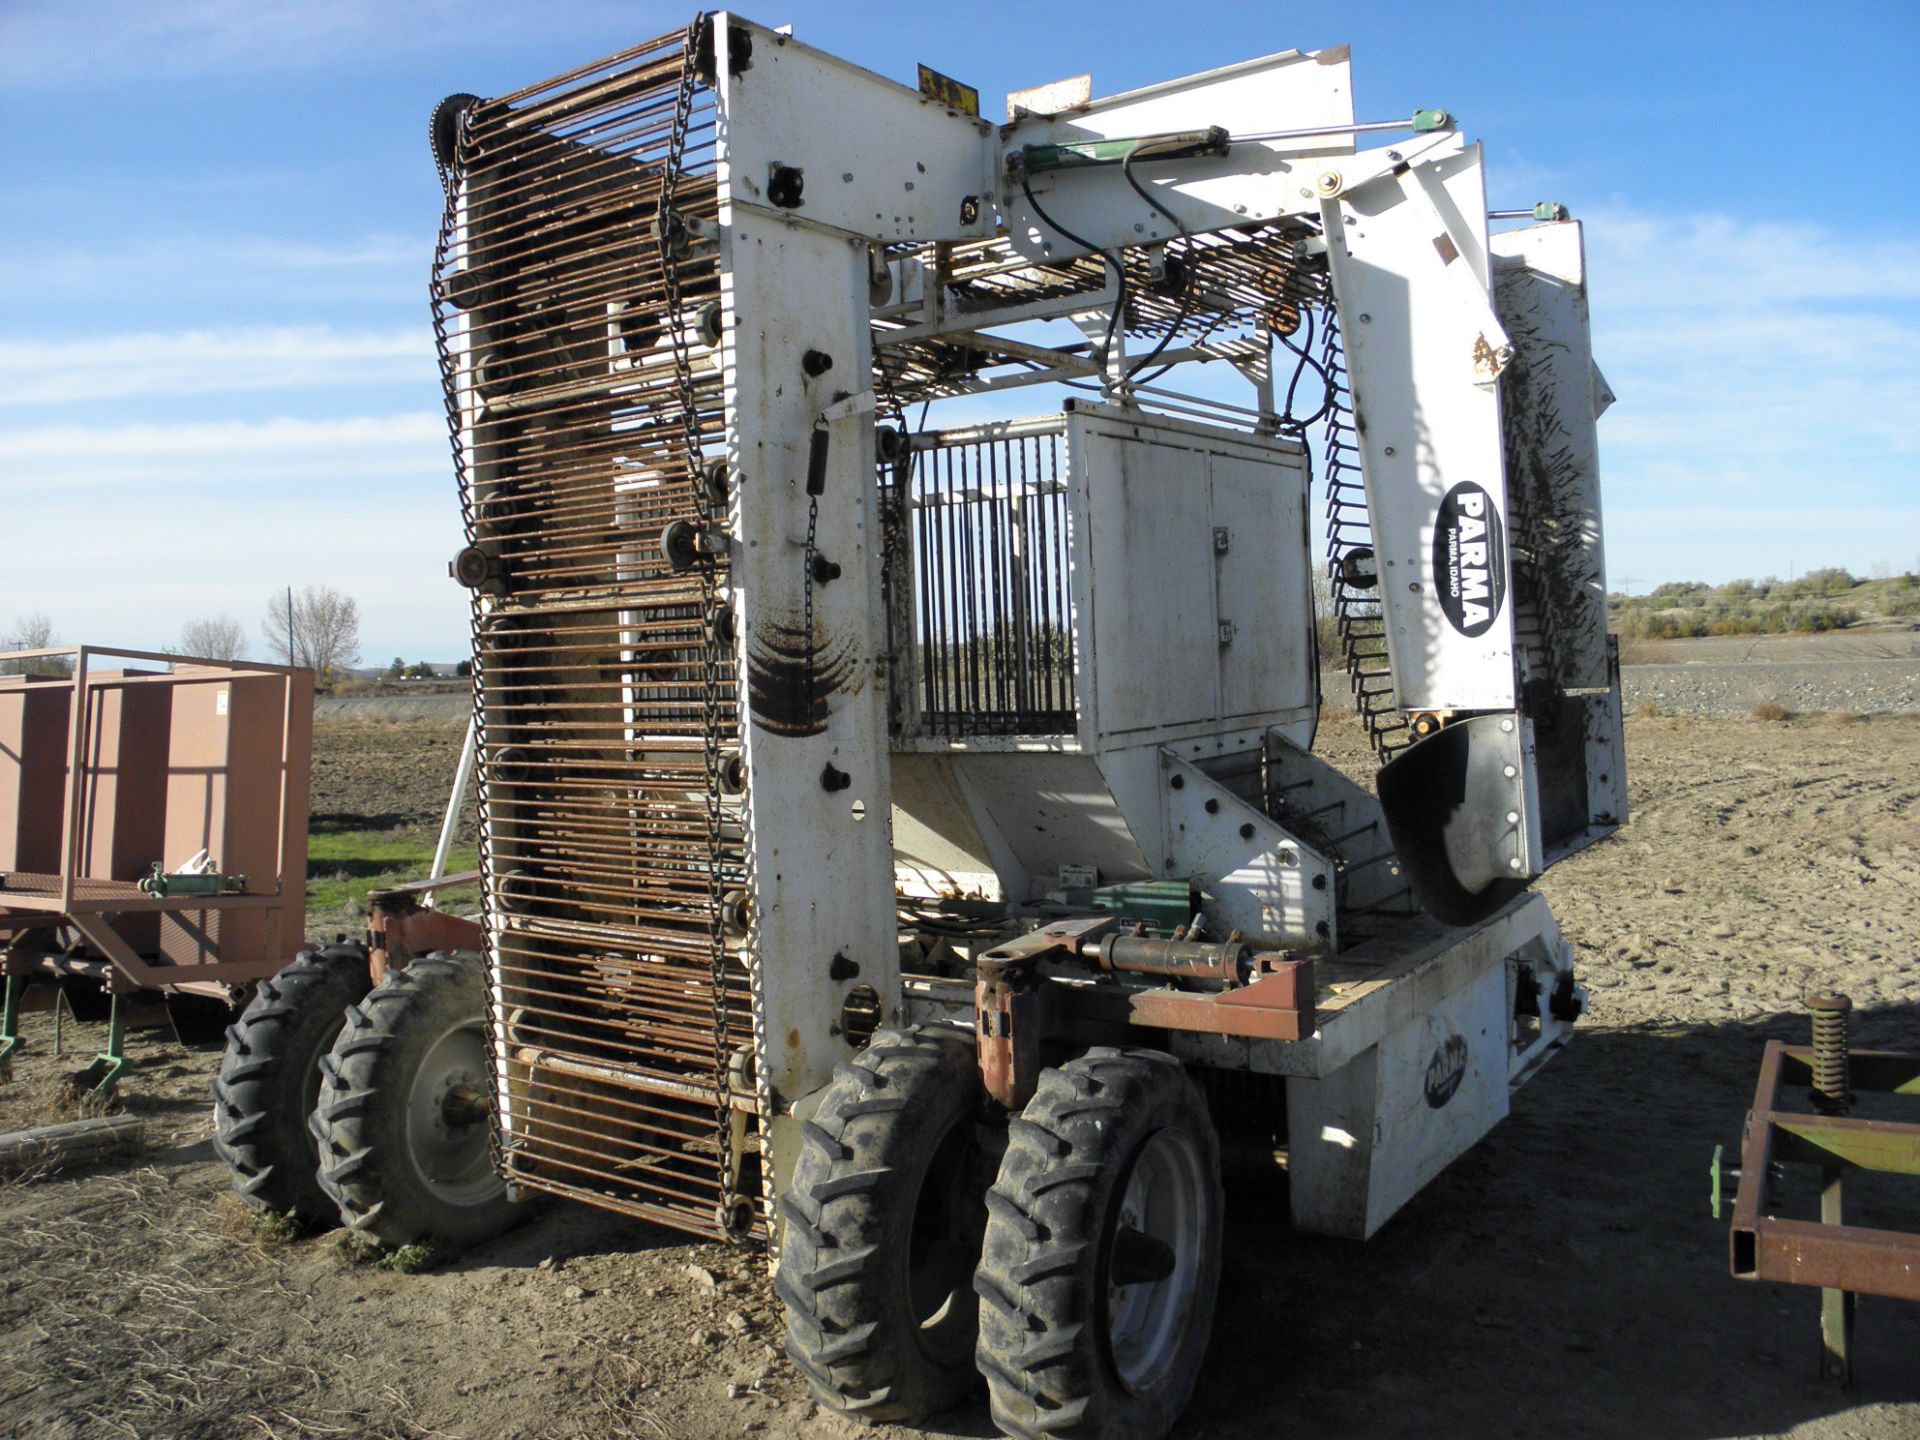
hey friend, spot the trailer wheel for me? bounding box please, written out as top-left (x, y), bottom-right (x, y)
top-left (776, 1025), bottom-right (993, 1423)
top-left (310, 951), bottom-right (514, 1250)
top-left (975, 1047), bottom-right (1223, 1440)
top-left (212, 944), bottom-right (372, 1227)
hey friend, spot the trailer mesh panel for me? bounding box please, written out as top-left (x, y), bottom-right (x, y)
top-left (432, 24), bottom-right (754, 1240)
top-left (896, 425), bottom-right (1078, 738)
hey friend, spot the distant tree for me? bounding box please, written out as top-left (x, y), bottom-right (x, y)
top-left (405, 660), bottom-right (435, 680)
top-left (1, 612), bottom-right (72, 676)
top-left (453, 659), bottom-right (473, 679)
top-left (179, 614), bottom-right (248, 662)
top-left (263, 585), bottom-right (362, 679)
top-left (388, 656), bottom-right (407, 679)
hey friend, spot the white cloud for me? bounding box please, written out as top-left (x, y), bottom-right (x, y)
top-left (0, 327), bottom-right (435, 406)
top-left (1577, 205), bottom-right (1920, 579)
top-left (0, 234), bottom-right (425, 314)
top-left (0, 412), bottom-right (447, 488)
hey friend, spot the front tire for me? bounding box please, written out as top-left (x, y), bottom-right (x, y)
top-left (776, 1025), bottom-right (994, 1423)
top-left (975, 1047), bottom-right (1223, 1440)
top-left (212, 945), bottom-right (372, 1227)
top-left (310, 952), bottom-right (515, 1250)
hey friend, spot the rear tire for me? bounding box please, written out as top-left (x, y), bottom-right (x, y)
top-left (776, 1025), bottom-right (994, 1423)
top-left (212, 945), bottom-right (371, 1227)
top-left (975, 1047), bottom-right (1223, 1440)
top-left (310, 952), bottom-right (515, 1250)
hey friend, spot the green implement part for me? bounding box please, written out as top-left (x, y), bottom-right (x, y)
top-left (1018, 126), bottom-right (1229, 175)
top-left (76, 993), bottom-right (128, 1096)
top-left (0, 973), bottom-right (22, 1071)
top-left (1056, 881), bottom-right (1199, 934)
top-left (137, 863), bottom-right (248, 898)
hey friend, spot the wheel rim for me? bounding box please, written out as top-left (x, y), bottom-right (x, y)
top-left (1102, 1126), bottom-right (1207, 1394)
top-left (404, 1019), bottom-right (498, 1207)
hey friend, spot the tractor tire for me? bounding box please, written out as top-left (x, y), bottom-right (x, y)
top-left (975, 1047), bottom-right (1223, 1440)
top-left (776, 1025), bottom-right (994, 1424)
top-left (212, 944), bottom-right (372, 1227)
top-left (310, 951), bottom-right (515, 1251)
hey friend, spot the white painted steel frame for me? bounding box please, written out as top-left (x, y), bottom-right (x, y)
top-left (713, 25), bottom-right (904, 1195)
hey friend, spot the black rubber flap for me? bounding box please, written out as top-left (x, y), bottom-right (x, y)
top-left (1377, 712), bottom-right (1530, 926)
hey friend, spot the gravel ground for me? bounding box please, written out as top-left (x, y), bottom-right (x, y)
top-left (1624, 658), bottom-right (1920, 717)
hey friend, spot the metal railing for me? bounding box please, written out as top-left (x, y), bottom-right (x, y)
top-left (894, 421), bottom-right (1079, 739)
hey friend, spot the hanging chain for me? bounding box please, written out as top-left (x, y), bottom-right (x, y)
top-left (802, 489), bottom-right (821, 723)
top-left (429, 100), bottom-right (511, 1174)
top-left (658, 16), bottom-right (739, 1229)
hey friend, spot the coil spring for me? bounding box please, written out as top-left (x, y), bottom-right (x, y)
top-left (1806, 992), bottom-right (1852, 1112)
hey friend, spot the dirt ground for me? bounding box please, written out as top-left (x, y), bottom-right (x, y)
top-left (2, 712), bottom-right (1917, 1440)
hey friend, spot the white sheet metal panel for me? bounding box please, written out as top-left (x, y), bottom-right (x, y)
top-left (711, 204), bottom-right (900, 1141)
top-left (1154, 750), bottom-right (1335, 948)
top-left (888, 753), bottom-right (1005, 901)
top-left (1077, 418), bottom-right (1219, 738)
top-left (1069, 406), bottom-right (1313, 748)
top-left (1211, 449), bottom-right (1314, 721)
top-left (1285, 959), bottom-right (1508, 1239)
top-left (1321, 143), bottom-right (1518, 712)
top-left (715, 15), bottom-right (995, 244)
top-left (1002, 47), bottom-right (1354, 260)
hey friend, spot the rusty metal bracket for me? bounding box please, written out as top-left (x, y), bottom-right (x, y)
top-left (975, 916), bottom-right (1117, 1109)
top-left (974, 918), bottom-right (1318, 1107)
top-left (366, 873), bottom-right (484, 985)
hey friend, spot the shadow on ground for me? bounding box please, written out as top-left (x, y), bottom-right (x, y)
top-left (1169, 1000), bottom-right (1920, 1440)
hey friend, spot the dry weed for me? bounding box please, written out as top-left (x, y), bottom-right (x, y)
top-left (1633, 700), bottom-right (1661, 719)
top-left (213, 1192), bottom-right (300, 1251)
top-left (1823, 710), bottom-right (1866, 725)
top-left (0, 1061), bottom-right (116, 1134)
top-left (1750, 702), bottom-right (1793, 722)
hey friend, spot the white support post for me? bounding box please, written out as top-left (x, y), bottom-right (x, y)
top-left (718, 24), bottom-right (904, 1192)
top-left (424, 715), bottom-right (477, 909)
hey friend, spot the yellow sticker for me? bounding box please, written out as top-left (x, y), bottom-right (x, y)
top-left (916, 64), bottom-right (979, 117)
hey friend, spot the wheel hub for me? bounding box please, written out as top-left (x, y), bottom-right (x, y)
top-left (405, 1021), bottom-right (497, 1205)
top-left (1104, 1127), bottom-right (1207, 1393)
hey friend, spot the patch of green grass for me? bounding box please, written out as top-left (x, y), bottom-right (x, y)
top-left (305, 823), bottom-right (480, 933)
top-left (377, 1241), bottom-right (454, 1274)
top-left (335, 1232), bottom-right (454, 1273)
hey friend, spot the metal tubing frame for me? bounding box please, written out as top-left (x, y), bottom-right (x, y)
top-left (1730, 1040), bottom-right (1920, 1303)
top-left (0, 646), bottom-right (311, 992)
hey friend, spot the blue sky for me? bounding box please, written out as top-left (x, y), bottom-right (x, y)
top-left (2, 0), bottom-right (1915, 662)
